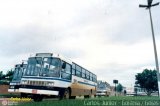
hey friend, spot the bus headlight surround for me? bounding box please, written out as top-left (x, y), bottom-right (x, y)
top-left (47, 82), bottom-right (54, 86)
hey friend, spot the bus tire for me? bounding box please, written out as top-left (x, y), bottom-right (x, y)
top-left (70, 96), bottom-right (76, 99)
top-left (84, 95), bottom-right (90, 98)
top-left (21, 93), bottom-right (27, 98)
top-left (59, 89), bottom-right (70, 100)
top-left (33, 94), bottom-right (43, 102)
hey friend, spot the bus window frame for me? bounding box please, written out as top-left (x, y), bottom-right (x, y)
top-left (61, 61), bottom-right (72, 80)
top-left (75, 64), bottom-right (82, 77)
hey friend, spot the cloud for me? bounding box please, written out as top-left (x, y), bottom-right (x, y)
top-left (0, 0), bottom-right (160, 87)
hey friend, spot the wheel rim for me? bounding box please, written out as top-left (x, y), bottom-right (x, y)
top-left (64, 90), bottom-right (69, 99)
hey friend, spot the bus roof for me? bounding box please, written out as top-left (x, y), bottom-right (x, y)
top-left (35, 53), bottom-right (72, 64)
top-left (32, 53), bottom-right (96, 76)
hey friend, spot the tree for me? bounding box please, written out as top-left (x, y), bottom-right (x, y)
top-left (5, 70), bottom-right (14, 81)
top-left (135, 69), bottom-right (158, 96)
top-left (0, 71), bottom-right (5, 80)
top-left (0, 71), bottom-right (3, 80)
top-left (116, 83), bottom-right (123, 93)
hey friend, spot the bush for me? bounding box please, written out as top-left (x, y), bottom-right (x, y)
top-left (0, 80), bottom-right (9, 85)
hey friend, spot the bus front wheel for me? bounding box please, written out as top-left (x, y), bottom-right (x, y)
top-left (59, 88), bottom-right (76, 99)
top-left (33, 94), bottom-right (43, 102)
top-left (84, 95), bottom-right (90, 98)
top-left (59, 89), bottom-right (70, 100)
top-left (21, 93), bottom-right (27, 98)
top-left (70, 96), bottom-right (76, 99)
top-left (64, 89), bottom-right (70, 99)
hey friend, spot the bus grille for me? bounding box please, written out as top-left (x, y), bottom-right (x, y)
top-left (28, 80), bottom-right (47, 86)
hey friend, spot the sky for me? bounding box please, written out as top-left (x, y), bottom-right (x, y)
top-left (0, 0), bottom-right (160, 87)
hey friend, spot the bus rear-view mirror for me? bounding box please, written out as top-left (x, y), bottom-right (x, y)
top-left (62, 62), bottom-right (66, 69)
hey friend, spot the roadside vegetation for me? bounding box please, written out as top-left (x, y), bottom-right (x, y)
top-left (0, 70), bottom-right (14, 85)
top-left (18, 96), bottom-right (160, 106)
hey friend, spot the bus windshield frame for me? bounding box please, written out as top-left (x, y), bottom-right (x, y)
top-left (24, 57), bottom-right (61, 78)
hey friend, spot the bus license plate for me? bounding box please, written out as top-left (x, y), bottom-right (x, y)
top-left (32, 89), bottom-right (37, 94)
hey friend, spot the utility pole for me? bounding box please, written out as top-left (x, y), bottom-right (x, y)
top-left (113, 80), bottom-right (118, 96)
top-left (139, 0), bottom-right (160, 96)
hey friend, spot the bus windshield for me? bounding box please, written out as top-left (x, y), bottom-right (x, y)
top-left (40, 57), bottom-right (61, 77)
top-left (97, 82), bottom-right (107, 90)
top-left (25, 57), bottom-right (42, 76)
top-left (12, 66), bottom-right (23, 81)
top-left (24, 57), bottom-right (61, 77)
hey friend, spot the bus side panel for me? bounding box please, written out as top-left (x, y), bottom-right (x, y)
top-left (70, 76), bottom-right (96, 96)
top-left (71, 85), bottom-right (96, 96)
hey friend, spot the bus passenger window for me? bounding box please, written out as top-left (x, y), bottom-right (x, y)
top-left (61, 73), bottom-right (71, 80)
top-left (72, 69), bottom-right (75, 75)
top-left (62, 62), bottom-right (71, 74)
top-left (76, 65), bottom-right (81, 77)
top-left (90, 73), bottom-right (93, 81)
top-left (76, 71), bottom-right (81, 77)
top-left (92, 75), bottom-right (97, 82)
top-left (65, 64), bottom-right (71, 74)
top-left (72, 63), bottom-right (76, 75)
top-left (72, 63), bottom-right (76, 69)
top-left (82, 69), bottom-right (86, 78)
top-left (61, 62), bottom-right (71, 80)
top-left (86, 71), bottom-right (90, 80)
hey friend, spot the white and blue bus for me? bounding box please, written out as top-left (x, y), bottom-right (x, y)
top-left (19, 53), bottom-right (97, 101)
top-left (8, 63), bottom-right (27, 93)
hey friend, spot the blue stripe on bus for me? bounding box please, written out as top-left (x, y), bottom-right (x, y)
top-left (78, 81), bottom-right (96, 87)
top-left (11, 81), bottom-right (20, 83)
top-left (22, 77), bottom-right (71, 82)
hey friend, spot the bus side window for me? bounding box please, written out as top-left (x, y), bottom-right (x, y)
top-left (93, 75), bottom-right (97, 82)
top-left (95, 76), bottom-right (97, 82)
top-left (90, 73), bottom-right (93, 81)
top-left (76, 65), bottom-right (81, 77)
top-left (72, 69), bottom-right (75, 75)
top-left (65, 63), bottom-right (71, 74)
top-left (92, 75), bottom-right (94, 82)
top-left (61, 61), bottom-right (65, 72)
top-left (86, 71), bottom-right (90, 80)
top-left (72, 63), bottom-right (76, 75)
top-left (61, 62), bottom-right (71, 80)
top-left (82, 68), bottom-right (86, 78)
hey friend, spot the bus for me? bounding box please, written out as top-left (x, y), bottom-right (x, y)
top-left (8, 63), bottom-right (27, 93)
top-left (19, 53), bottom-right (97, 101)
top-left (96, 80), bottom-right (111, 97)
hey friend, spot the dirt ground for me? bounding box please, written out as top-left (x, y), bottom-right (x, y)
top-left (0, 85), bottom-right (9, 94)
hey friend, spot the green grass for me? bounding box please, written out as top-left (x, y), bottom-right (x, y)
top-left (0, 93), bottom-right (20, 98)
top-left (16, 96), bottom-right (160, 106)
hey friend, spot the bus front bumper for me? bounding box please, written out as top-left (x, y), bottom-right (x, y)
top-left (96, 93), bottom-right (106, 96)
top-left (8, 89), bottom-right (19, 93)
top-left (19, 88), bottom-right (59, 96)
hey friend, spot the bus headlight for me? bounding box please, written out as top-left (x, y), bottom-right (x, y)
top-left (10, 86), bottom-right (15, 89)
top-left (47, 82), bottom-right (54, 86)
top-left (21, 80), bottom-right (28, 85)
